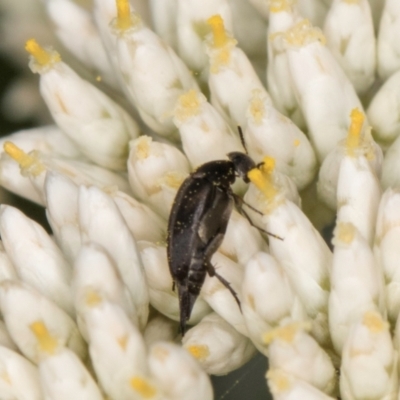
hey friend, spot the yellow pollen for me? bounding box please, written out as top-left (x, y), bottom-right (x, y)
top-left (135, 136), bottom-right (151, 159)
top-left (260, 156), bottom-right (275, 175)
top-left (174, 90), bottom-right (201, 121)
top-left (293, 139), bottom-right (300, 147)
top-left (248, 167), bottom-right (277, 202)
top-left (284, 19), bottom-right (326, 47)
top-left (116, 0), bottom-right (132, 30)
top-left (187, 344), bottom-right (210, 361)
top-left (160, 171), bottom-right (186, 189)
top-left (263, 322), bottom-right (311, 345)
top-left (25, 38), bottom-right (61, 66)
top-left (335, 222), bottom-right (355, 244)
top-left (130, 377), bottom-right (157, 398)
top-left (84, 288), bottom-right (102, 307)
top-left (346, 108), bottom-right (365, 156)
top-left (207, 15), bottom-right (228, 48)
top-left (363, 311), bottom-right (388, 333)
top-left (3, 142), bottom-right (45, 176)
top-left (267, 370), bottom-right (291, 393)
top-left (30, 321), bottom-right (58, 355)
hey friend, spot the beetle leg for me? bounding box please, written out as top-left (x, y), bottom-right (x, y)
top-left (205, 260), bottom-right (241, 311)
top-left (232, 194), bottom-right (283, 240)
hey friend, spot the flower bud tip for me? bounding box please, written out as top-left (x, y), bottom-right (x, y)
top-left (30, 321), bottom-right (58, 355)
top-left (130, 376), bottom-right (157, 398)
top-left (3, 141), bottom-right (45, 176)
top-left (25, 38), bottom-right (60, 67)
top-left (346, 108), bottom-right (365, 156)
top-left (207, 15), bottom-right (228, 48)
top-left (187, 344), bottom-right (210, 361)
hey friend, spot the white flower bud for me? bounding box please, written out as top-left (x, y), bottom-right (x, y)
top-left (219, 209), bottom-right (269, 267)
top-left (0, 321), bottom-right (18, 351)
top-left (25, 39), bottom-right (140, 171)
top-left (245, 164), bottom-right (332, 346)
top-left (242, 252), bottom-right (307, 351)
top-left (368, 70), bottom-right (400, 150)
top-left (183, 312), bottom-right (256, 375)
top-left (201, 252), bottom-right (247, 336)
top-left (245, 89), bottom-right (317, 190)
top-left (329, 222), bottom-right (385, 355)
top-left (340, 311), bottom-right (397, 400)
top-left (0, 125), bottom-right (82, 159)
top-left (148, 341), bottom-right (213, 400)
top-left (112, 190), bottom-right (167, 243)
top-left (323, 0), bottom-right (376, 95)
top-left (267, 369), bottom-right (337, 400)
top-left (2, 142), bottom-right (132, 203)
top-left (0, 241), bottom-right (17, 283)
top-left (318, 108), bottom-right (383, 210)
top-left (111, 4), bottom-right (199, 138)
top-left (377, 0), bottom-right (400, 80)
top-left (176, 0), bottom-right (233, 76)
top-left (173, 89), bottom-right (244, 176)
top-left (78, 185), bottom-right (149, 330)
top-left (0, 151), bottom-right (44, 205)
top-left (73, 244), bottom-right (138, 338)
top-left (0, 345), bottom-right (43, 400)
top-left (267, 1), bottom-right (304, 129)
top-left (83, 297), bottom-right (151, 400)
top-left (44, 171), bottom-right (80, 263)
top-left (39, 347), bottom-right (104, 400)
top-left (337, 155), bottom-right (381, 246)
top-left (127, 135), bottom-right (190, 219)
top-left (0, 205), bottom-right (74, 317)
top-left (265, 323), bottom-right (336, 396)
top-left (374, 188), bottom-right (400, 325)
top-left (143, 312), bottom-right (180, 348)
top-left (45, 0), bottom-right (119, 88)
top-left (205, 15), bottom-right (271, 129)
top-left (283, 19), bottom-right (364, 162)
top-left (138, 241), bottom-right (211, 325)
top-left (0, 281), bottom-right (86, 364)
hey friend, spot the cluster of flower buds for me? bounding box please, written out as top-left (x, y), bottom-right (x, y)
top-left (1, 0), bottom-right (400, 399)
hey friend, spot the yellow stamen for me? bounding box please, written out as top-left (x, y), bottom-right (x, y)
top-left (30, 321), bottom-right (58, 355)
top-left (363, 311), bottom-right (388, 334)
top-left (187, 344), bottom-right (210, 361)
top-left (134, 136), bottom-right (151, 160)
top-left (116, 0), bottom-right (132, 30)
top-left (130, 377), bottom-right (157, 398)
top-left (3, 142), bottom-right (45, 176)
top-left (263, 321), bottom-right (311, 345)
top-left (25, 38), bottom-right (61, 67)
top-left (346, 108), bottom-right (365, 157)
top-left (207, 15), bottom-right (228, 48)
top-left (159, 171), bottom-right (186, 189)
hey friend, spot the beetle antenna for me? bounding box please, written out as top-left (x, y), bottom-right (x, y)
top-left (237, 126), bottom-right (248, 154)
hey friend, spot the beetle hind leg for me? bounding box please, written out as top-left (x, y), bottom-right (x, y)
top-left (205, 262), bottom-right (241, 311)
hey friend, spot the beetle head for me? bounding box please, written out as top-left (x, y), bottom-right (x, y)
top-left (227, 152), bottom-right (257, 183)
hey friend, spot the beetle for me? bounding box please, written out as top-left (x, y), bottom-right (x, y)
top-left (167, 130), bottom-right (274, 335)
